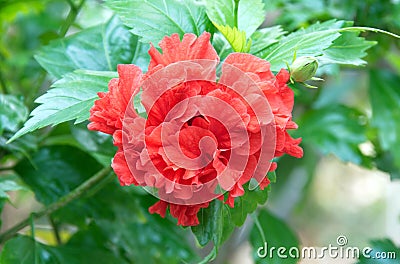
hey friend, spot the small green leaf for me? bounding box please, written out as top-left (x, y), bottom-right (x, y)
top-left (35, 16), bottom-right (137, 78)
top-left (357, 239), bottom-right (400, 264)
top-left (250, 209), bottom-right (299, 264)
top-left (205, 0), bottom-right (265, 37)
top-left (296, 105), bottom-right (367, 164)
top-left (105, 0), bottom-right (213, 44)
top-left (14, 145), bottom-right (103, 205)
top-left (9, 70), bottom-right (116, 141)
top-left (214, 24), bottom-right (251, 52)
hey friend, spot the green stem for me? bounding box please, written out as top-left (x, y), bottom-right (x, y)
top-left (234, 0), bottom-right (240, 29)
top-left (252, 213), bottom-right (266, 245)
top-left (49, 216), bottom-right (62, 245)
top-left (0, 166), bottom-right (112, 244)
top-left (339, 27), bottom-right (400, 39)
top-left (198, 246), bottom-right (217, 264)
top-left (59, 0), bottom-right (85, 37)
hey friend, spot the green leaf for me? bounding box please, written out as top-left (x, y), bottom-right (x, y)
top-left (250, 26), bottom-right (286, 56)
top-left (357, 239), bottom-right (400, 264)
top-left (261, 20), bottom-right (376, 71)
top-left (9, 70), bottom-right (116, 141)
top-left (105, 0), bottom-right (213, 44)
top-left (235, 0), bottom-right (266, 37)
top-left (192, 199), bottom-right (234, 249)
top-left (14, 145), bottom-right (102, 205)
top-left (261, 20), bottom-right (344, 71)
top-left (370, 70), bottom-right (400, 178)
top-left (0, 94), bottom-right (28, 134)
top-left (250, 209), bottom-right (299, 264)
top-left (131, 41), bottom-right (151, 72)
top-left (296, 105), bottom-right (367, 164)
top-left (214, 24), bottom-right (251, 52)
top-left (230, 184), bottom-right (270, 226)
top-left (205, 0), bottom-right (265, 37)
top-left (35, 16), bottom-right (137, 78)
top-left (205, 0), bottom-right (235, 31)
top-left (0, 235), bottom-right (125, 264)
top-left (319, 31), bottom-right (377, 66)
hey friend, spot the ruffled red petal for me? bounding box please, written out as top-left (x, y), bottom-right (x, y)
top-left (223, 53), bottom-right (275, 83)
top-left (149, 200), bottom-right (209, 226)
top-left (112, 149), bottom-right (138, 186)
top-left (223, 53), bottom-right (302, 161)
top-left (148, 32), bottom-right (219, 71)
top-left (148, 200), bottom-right (168, 218)
top-left (88, 64), bottom-right (142, 135)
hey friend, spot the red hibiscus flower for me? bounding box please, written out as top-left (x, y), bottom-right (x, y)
top-left (88, 32), bottom-right (303, 226)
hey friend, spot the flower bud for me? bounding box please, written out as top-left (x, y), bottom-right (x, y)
top-left (290, 56), bottom-right (318, 83)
